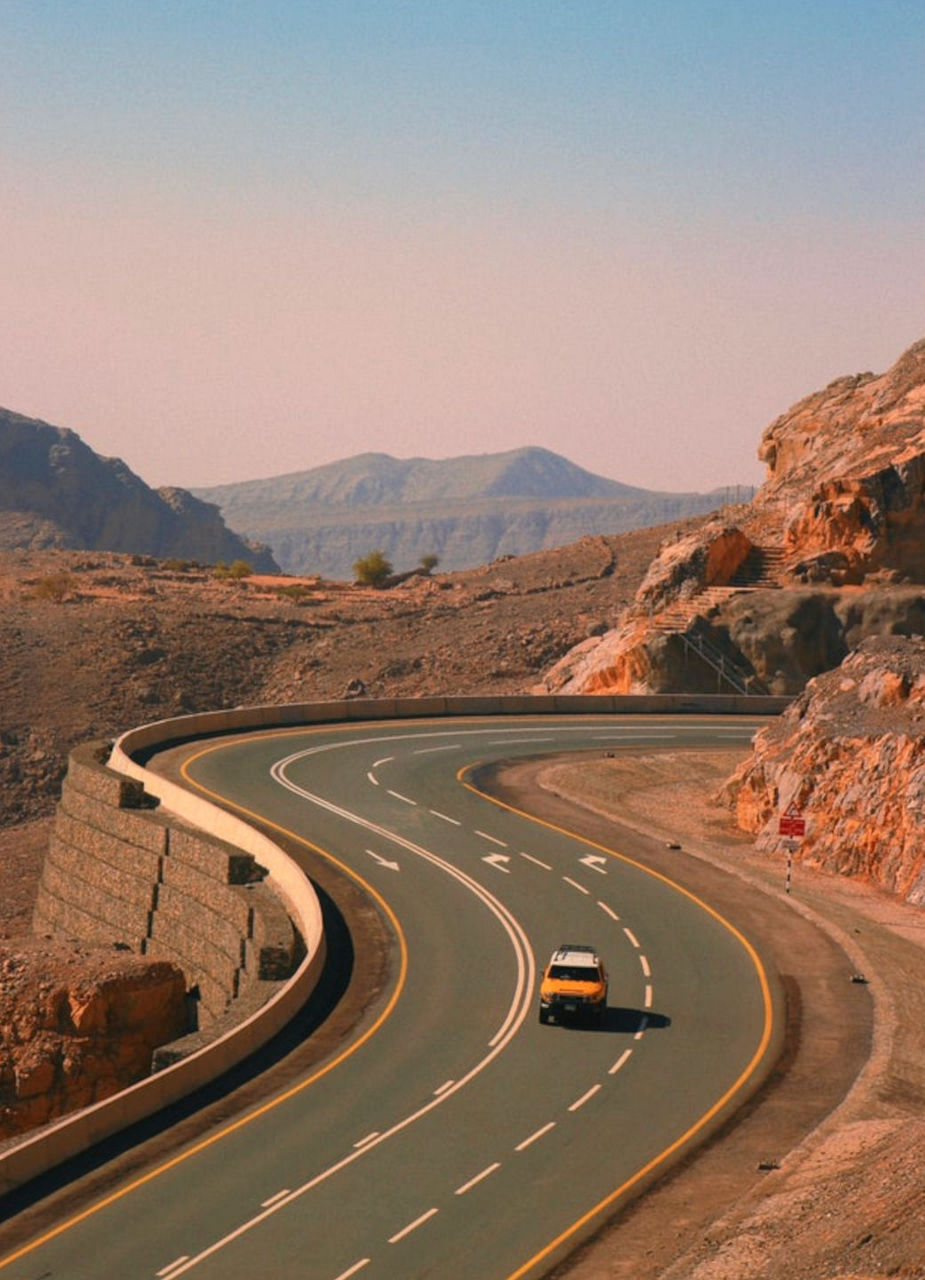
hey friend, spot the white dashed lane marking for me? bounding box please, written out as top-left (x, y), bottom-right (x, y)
top-left (455, 1163), bottom-right (501, 1195)
top-left (429, 809), bottom-right (460, 825)
top-left (610, 1049), bottom-right (633, 1075)
top-left (388, 1208), bottom-right (439, 1244)
top-left (515, 1122), bottom-right (556, 1151)
top-left (568, 1084), bottom-right (601, 1112)
top-left (333, 1258), bottom-right (370, 1279)
top-left (387, 790), bottom-right (417, 806)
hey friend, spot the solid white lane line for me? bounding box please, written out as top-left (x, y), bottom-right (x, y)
top-left (568, 1084), bottom-right (601, 1112)
top-left (455, 1162), bottom-right (501, 1195)
top-left (562, 876), bottom-right (589, 895)
top-left (475, 829), bottom-right (508, 846)
top-left (515, 1122), bottom-right (556, 1151)
top-left (434, 1079), bottom-right (455, 1096)
top-left (157, 1260), bottom-right (190, 1278)
top-left (387, 789), bottom-right (417, 805)
top-left (634, 1015), bottom-right (649, 1040)
top-left (644, 984), bottom-right (653, 1008)
top-left (333, 1258), bottom-right (370, 1279)
top-left (260, 1189), bottom-right (290, 1208)
top-left (413, 744), bottom-right (461, 754)
top-left (610, 1049), bottom-right (633, 1075)
top-left (430, 809), bottom-right (461, 825)
top-left (624, 926), bottom-right (640, 948)
top-left (354, 1131), bottom-right (380, 1149)
top-left (639, 954), bottom-right (651, 978)
top-left (598, 901), bottom-right (620, 920)
top-left (388, 1208), bottom-right (439, 1244)
top-left (520, 851), bottom-right (552, 869)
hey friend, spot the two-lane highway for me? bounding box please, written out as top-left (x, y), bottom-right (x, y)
top-left (1, 715), bottom-right (778, 1280)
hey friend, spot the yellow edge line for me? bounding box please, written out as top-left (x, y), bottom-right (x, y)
top-left (1, 726), bottom-right (409, 1272)
top-left (457, 767), bottom-right (776, 1280)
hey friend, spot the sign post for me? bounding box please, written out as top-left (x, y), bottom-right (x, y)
top-left (778, 802), bottom-right (805, 894)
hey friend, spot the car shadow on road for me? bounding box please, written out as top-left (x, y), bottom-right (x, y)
top-left (598, 1006), bottom-right (671, 1033)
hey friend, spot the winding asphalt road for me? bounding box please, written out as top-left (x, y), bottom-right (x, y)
top-left (0, 714), bottom-right (780, 1280)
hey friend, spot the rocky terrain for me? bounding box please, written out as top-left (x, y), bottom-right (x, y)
top-left (721, 635), bottom-right (925, 906)
top-left (0, 408), bottom-right (277, 570)
top-left (193, 445), bottom-right (732, 577)
top-left (540, 339), bottom-right (925, 699)
top-left (0, 941), bottom-right (186, 1142)
top-left (0, 527), bottom-right (674, 825)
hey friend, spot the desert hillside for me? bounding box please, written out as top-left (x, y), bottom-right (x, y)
top-left (0, 525), bottom-right (671, 827)
top-left (0, 408), bottom-right (278, 571)
top-left (192, 446), bottom-right (733, 577)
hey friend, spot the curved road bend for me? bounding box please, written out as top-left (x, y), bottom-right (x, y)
top-left (1, 715), bottom-right (779, 1280)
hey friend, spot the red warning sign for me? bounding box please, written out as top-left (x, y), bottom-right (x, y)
top-left (778, 802), bottom-right (805, 838)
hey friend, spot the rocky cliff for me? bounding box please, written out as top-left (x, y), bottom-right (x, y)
top-left (720, 636), bottom-right (925, 905)
top-left (0, 939), bottom-right (187, 1139)
top-left (0, 409), bottom-right (279, 571)
top-left (539, 338), bottom-right (925, 697)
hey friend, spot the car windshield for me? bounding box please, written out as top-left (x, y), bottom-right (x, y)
top-left (549, 965), bottom-right (597, 982)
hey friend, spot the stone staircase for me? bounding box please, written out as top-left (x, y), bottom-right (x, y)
top-left (643, 542), bottom-right (789, 695)
top-left (729, 543), bottom-right (788, 588)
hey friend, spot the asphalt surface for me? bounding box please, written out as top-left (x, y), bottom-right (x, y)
top-left (0, 715), bottom-right (866, 1280)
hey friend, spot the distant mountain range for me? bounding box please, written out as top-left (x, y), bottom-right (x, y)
top-left (193, 448), bottom-right (740, 578)
top-left (0, 409), bottom-right (278, 570)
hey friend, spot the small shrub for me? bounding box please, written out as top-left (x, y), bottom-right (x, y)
top-left (419, 554), bottom-right (440, 574)
top-left (213, 560), bottom-right (252, 580)
top-left (32, 572), bottom-right (77, 603)
top-left (353, 550), bottom-right (393, 587)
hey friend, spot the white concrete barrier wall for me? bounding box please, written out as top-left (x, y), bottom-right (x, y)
top-left (0, 692), bottom-right (788, 1195)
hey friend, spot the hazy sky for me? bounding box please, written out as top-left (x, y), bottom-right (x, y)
top-left (2, 2), bottom-right (923, 493)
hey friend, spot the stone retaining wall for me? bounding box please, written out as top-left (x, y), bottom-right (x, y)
top-left (33, 742), bottom-right (302, 1039)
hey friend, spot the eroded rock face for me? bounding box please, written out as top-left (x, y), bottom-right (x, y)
top-left (0, 409), bottom-right (279, 571)
top-left (636, 523), bottom-right (753, 613)
top-left (0, 939), bottom-right (188, 1139)
top-left (760, 338), bottom-right (925, 581)
top-left (719, 636), bottom-right (925, 904)
top-left (540, 338), bottom-right (925, 696)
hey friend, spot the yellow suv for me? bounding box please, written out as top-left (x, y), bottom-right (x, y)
top-left (539, 944), bottom-right (608, 1025)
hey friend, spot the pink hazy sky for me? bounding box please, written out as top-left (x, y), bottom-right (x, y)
top-left (1, 3), bottom-right (923, 493)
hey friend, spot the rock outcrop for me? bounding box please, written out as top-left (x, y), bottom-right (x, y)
top-left (0, 940), bottom-right (187, 1140)
top-left (540, 338), bottom-right (925, 696)
top-left (0, 408), bottom-right (279, 571)
top-left (719, 636), bottom-right (925, 904)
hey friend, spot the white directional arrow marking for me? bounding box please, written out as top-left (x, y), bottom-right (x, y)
top-left (366, 849), bottom-right (400, 871)
top-left (579, 854), bottom-right (608, 875)
top-left (482, 854), bottom-right (511, 873)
